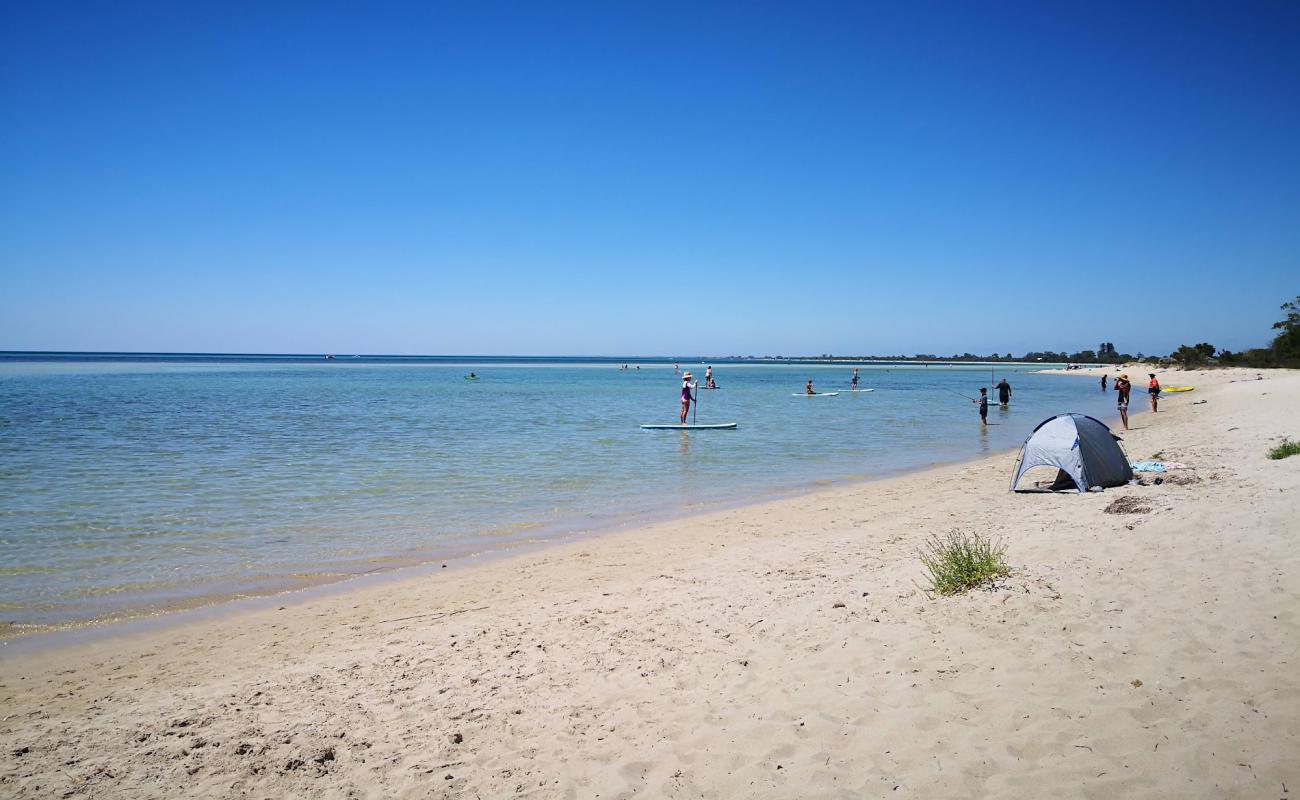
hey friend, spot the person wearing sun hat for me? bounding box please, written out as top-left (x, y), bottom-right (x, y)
top-left (1114, 373), bottom-right (1132, 431)
top-left (680, 371), bottom-right (697, 425)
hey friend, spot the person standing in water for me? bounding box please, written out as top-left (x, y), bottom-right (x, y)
top-left (680, 371), bottom-right (696, 424)
top-left (1148, 373), bottom-right (1161, 412)
top-left (1115, 373), bottom-right (1132, 431)
top-left (1101, 374), bottom-right (1108, 391)
top-left (806, 378), bottom-right (816, 395)
top-left (995, 378), bottom-right (1012, 406)
top-left (674, 362), bottom-right (680, 374)
top-left (850, 368), bottom-right (859, 391)
top-left (973, 387), bottom-right (989, 426)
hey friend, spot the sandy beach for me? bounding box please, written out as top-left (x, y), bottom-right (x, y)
top-left (2, 368), bottom-right (1297, 798)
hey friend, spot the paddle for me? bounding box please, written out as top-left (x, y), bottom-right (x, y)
top-left (692, 378), bottom-right (698, 425)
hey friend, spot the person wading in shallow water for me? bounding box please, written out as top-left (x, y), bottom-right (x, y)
top-left (1115, 373), bottom-right (1132, 431)
top-left (996, 378), bottom-right (1012, 407)
top-left (973, 387), bottom-right (989, 426)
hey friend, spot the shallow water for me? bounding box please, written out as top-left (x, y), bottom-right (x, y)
top-left (0, 355), bottom-right (1117, 627)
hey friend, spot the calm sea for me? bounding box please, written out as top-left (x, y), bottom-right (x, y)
top-left (0, 354), bottom-right (1116, 630)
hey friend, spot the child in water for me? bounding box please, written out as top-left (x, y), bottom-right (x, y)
top-left (974, 387), bottom-right (989, 425)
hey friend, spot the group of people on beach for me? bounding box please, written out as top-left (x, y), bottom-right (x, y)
top-left (1104, 371), bottom-right (1160, 431)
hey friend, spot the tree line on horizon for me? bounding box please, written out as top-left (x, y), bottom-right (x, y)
top-left (760, 295), bottom-right (1300, 368)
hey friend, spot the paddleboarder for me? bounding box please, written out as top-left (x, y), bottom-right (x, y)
top-left (705, 365), bottom-right (716, 389)
top-left (680, 371), bottom-right (697, 425)
top-left (806, 378), bottom-right (816, 395)
top-left (850, 368), bottom-right (859, 391)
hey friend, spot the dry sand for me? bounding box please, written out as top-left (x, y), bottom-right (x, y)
top-left (2, 370), bottom-right (1298, 799)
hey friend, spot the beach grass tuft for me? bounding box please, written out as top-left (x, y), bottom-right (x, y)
top-left (1267, 438), bottom-right (1300, 460)
top-left (920, 532), bottom-right (1010, 595)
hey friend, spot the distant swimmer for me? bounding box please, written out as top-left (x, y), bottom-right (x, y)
top-left (996, 378), bottom-right (1012, 406)
top-left (851, 368), bottom-right (859, 390)
top-left (680, 371), bottom-right (697, 424)
top-left (974, 387), bottom-right (989, 426)
top-left (806, 378), bottom-right (816, 395)
top-left (467, 372), bottom-right (477, 380)
top-left (674, 362), bottom-right (680, 374)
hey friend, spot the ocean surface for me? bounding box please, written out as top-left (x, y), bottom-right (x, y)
top-left (0, 354), bottom-right (1118, 631)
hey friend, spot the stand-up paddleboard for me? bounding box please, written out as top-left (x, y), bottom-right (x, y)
top-left (845, 388), bottom-right (874, 393)
top-left (794, 392), bottom-right (840, 397)
top-left (640, 422), bottom-right (737, 430)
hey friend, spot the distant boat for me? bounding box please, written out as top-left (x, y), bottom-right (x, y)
top-left (324, 354), bottom-right (335, 360)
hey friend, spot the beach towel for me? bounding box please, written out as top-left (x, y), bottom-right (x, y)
top-left (1130, 461), bottom-right (1167, 473)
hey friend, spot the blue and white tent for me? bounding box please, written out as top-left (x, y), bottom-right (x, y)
top-left (1010, 413), bottom-right (1132, 492)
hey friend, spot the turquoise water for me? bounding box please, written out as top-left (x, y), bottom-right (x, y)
top-left (0, 356), bottom-right (1116, 628)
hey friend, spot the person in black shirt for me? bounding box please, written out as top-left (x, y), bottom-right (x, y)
top-left (995, 378), bottom-right (1012, 406)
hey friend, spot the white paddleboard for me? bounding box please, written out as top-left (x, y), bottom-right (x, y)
top-left (641, 423), bottom-right (738, 430)
top-left (794, 392), bottom-right (840, 397)
top-left (846, 388), bottom-right (874, 392)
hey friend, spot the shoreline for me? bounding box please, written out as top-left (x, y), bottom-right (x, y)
top-left (2, 371), bottom-right (1111, 645)
top-left (2, 367), bottom-right (1296, 797)
top-left (0, 364), bottom-right (1223, 647)
top-left (2, 361), bottom-right (1107, 638)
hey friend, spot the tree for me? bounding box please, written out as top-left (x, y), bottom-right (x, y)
top-left (1171, 342), bottom-right (1216, 367)
top-left (1271, 296), bottom-right (1300, 365)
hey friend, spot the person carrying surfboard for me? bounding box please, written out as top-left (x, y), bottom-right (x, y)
top-left (680, 372), bottom-right (697, 425)
top-left (806, 379), bottom-right (816, 395)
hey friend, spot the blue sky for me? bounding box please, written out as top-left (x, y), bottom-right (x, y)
top-left (2, 1), bottom-right (1297, 356)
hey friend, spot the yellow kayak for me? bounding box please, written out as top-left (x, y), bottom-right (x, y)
top-left (1162, 386), bottom-right (1194, 392)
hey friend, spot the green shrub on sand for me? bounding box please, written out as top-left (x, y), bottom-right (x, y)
top-left (920, 532), bottom-right (1010, 595)
top-left (1267, 438), bottom-right (1300, 460)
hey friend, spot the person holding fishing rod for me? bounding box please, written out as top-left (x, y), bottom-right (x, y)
top-left (974, 387), bottom-right (989, 426)
top-left (680, 371), bottom-right (697, 425)
top-left (944, 386), bottom-right (990, 426)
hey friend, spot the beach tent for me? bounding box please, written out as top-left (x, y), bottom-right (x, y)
top-left (1010, 413), bottom-right (1132, 493)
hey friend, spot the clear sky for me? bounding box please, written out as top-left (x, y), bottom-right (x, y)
top-left (2, 1), bottom-right (1297, 357)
